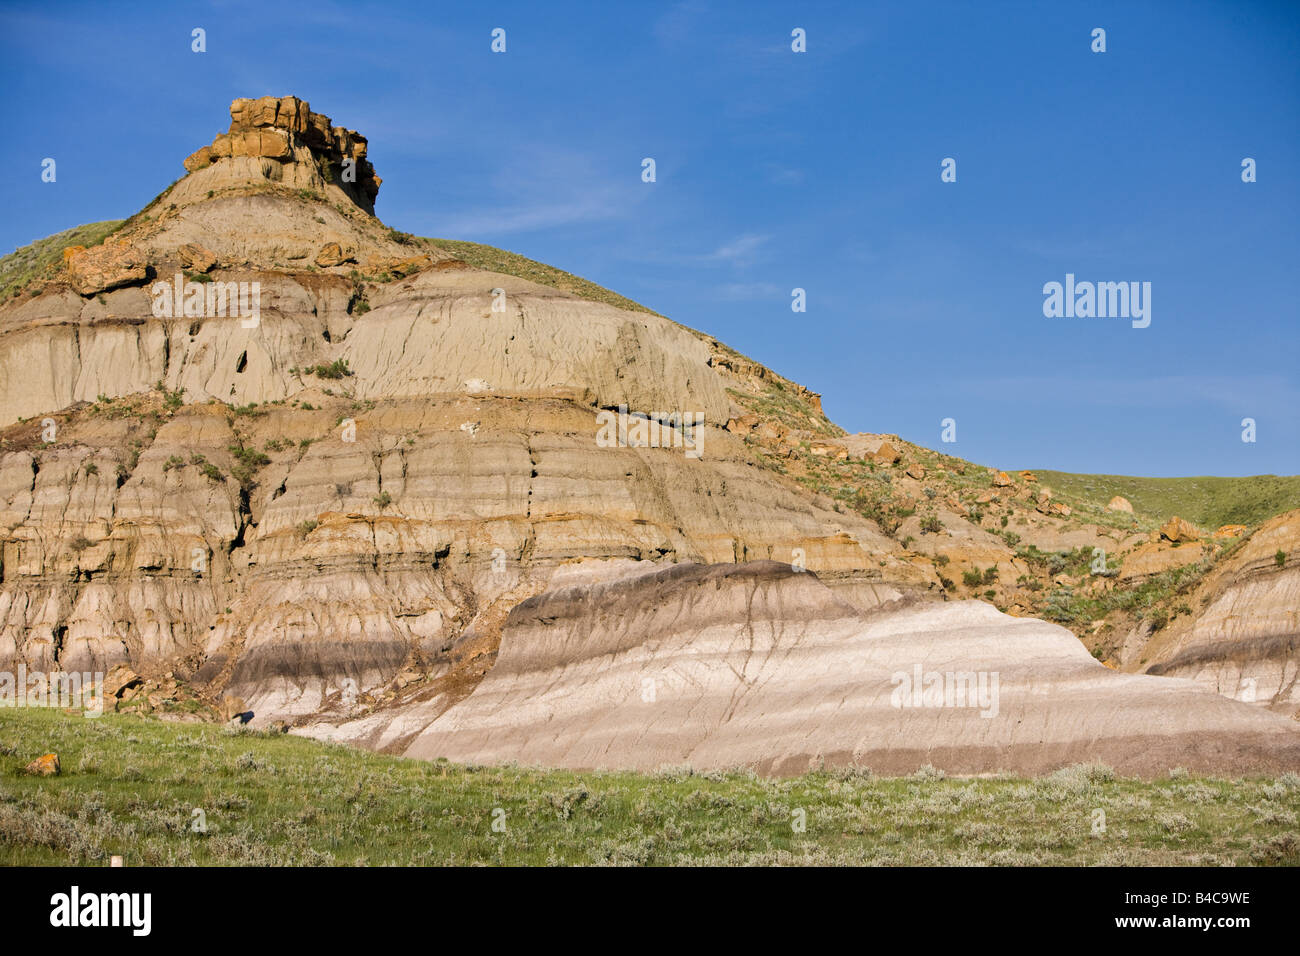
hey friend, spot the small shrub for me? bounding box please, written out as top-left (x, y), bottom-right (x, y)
top-left (303, 359), bottom-right (353, 380)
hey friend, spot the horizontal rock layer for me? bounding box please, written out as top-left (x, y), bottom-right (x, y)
top-left (1142, 510), bottom-right (1300, 709)
top-left (398, 561), bottom-right (1300, 776)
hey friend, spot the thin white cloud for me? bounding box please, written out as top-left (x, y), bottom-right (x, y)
top-left (705, 232), bottom-right (770, 265)
top-left (425, 148), bottom-right (642, 237)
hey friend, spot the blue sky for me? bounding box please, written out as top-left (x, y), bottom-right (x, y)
top-left (2, 0), bottom-right (1296, 476)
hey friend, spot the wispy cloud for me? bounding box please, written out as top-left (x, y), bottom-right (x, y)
top-left (424, 148), bottom-right (642, 237)
top-left (703, 232), bottom-right (770, 265)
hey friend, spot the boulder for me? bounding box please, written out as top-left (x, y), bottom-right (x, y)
top-left (102, 664), bottom-right (143, 699)
top-left (905, 463), bottom-right (926, 480)
top-left (873, 441), bottom-right (901, 466)
top-left (23, 753), bottom-right (60, 777)
top-left (64, 240), bottom-right (148, 296)
top-left (1160, 516), bottom-right (1200, 543)
top-left (314, 242), bottom-right (354, 267)
top-left (810, 441), bottom-right (848, 460)
top-left (992, 471), bottom-right (1013, 487)
top-left (182, 146), bottom-right (215, 173)
top-left (389, 255), bottom-right (431, 277)
top-left (725, 414), bottom-right (759, 434)
top-left (1214, 524), bottom-right (1247, 539)
top-left (178, 243), bottom-right (217, 273)
top-left (1107, 496), bottom-right (1134, 514)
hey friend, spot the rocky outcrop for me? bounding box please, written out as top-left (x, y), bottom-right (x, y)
top-left (1160, 516), bottom-right (1201, 543)
top-left (178, 243), bottom-right (216, 273)
top-left (1143, 510), bottom-right (1300, 711)
top-left (387, 561), bottom-right (1300, 776)
top-left (62, 240), bottom-right (148, 296)
top-left (1118, 539), bottom-right (1208, 581)
top-left (872, 441), bottom-right (901, 466)
top-left (183, 96), bottom-right (380, 212)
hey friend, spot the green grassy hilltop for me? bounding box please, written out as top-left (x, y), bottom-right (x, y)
top-left (1031, 472), bottom-right (1300, 530)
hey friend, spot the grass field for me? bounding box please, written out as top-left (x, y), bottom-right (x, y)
top-left (1031, 472), bottom-right (1300, 530)
top-left (2, 709), bottom-right (1297, 866)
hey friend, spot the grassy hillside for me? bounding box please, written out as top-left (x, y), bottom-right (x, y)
top-left (422, 236), bottom-right (662, 316)
top-left (0, 220), bottom-right (124, 303)
top-left (2, 709), bottom-right (1297, 866)
top-left (1032, 472), bottom-right (1300, 530)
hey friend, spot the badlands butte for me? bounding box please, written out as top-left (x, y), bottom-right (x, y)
top-left (1, 96), bottom-right (1297, 777)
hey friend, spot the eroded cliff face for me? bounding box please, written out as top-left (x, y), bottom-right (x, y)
top-left (315, 560), bottom-right (1299, 777)
top-left (1, 96), bottom-right (1295, 775)
top-left (1139, 510), bottom-right (1300, 710)
top-left (0, 96), bottom-right (929, 726)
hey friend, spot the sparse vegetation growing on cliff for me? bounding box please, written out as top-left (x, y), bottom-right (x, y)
top-left (227, 442), bottom-right (271, 489)
top-left (301, 359), bottom-right (353, 380)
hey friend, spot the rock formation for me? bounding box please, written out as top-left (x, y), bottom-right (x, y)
top-left (183, 96), bottom-right (380, 213)
top-left (1141, 509), bottom-right (1299, 710)
top-left (1, 95), bottom-right (1297, 777)
top-left (380, 561), bottom-right (1300, 776)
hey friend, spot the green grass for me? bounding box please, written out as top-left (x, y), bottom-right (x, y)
top-left (1, 709), bottom-right (1297, 866)
top-left (421, 237), bottom-right (662, 316)
top-left (0, 220), bottom-right (124, 302)
top-left (1039, 559), bottom-right (1209, 631)
top-left (1031, 472), bottom-right (1300, 529)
